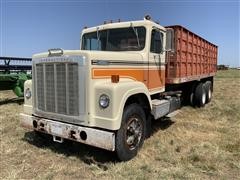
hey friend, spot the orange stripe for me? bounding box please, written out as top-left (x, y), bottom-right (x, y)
top-left (148, 69), bottom-right (165, 90)
top-left (92, 68), bottom-right (165, 91)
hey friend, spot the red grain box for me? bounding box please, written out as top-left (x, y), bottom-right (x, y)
top-left (165, 25), bottom-right (218, 84)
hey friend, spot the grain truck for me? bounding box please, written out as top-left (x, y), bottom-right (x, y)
top-left (20, 16), bottom-right (218, 161)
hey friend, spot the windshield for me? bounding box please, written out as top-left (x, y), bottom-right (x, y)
top-left (81, 26), bottom-right (146, 51)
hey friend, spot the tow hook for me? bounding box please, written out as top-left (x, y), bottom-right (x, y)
top-left (53, 136), bottom-right (64, 143)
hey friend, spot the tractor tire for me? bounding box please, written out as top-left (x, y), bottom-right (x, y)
top-left (115, 103), bottom-right (146, 161)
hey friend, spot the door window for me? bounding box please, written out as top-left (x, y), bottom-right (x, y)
top-left (150, 29), bottom-right (163, 54)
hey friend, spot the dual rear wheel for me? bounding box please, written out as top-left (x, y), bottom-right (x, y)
top-left (191, 81), bottom-right (212, 107)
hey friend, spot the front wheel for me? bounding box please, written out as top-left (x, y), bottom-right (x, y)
top-left (115, 103), bottom-right (146, 161)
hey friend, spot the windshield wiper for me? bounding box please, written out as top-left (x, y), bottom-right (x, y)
top-left (130, 23), bottom-right (140, 48)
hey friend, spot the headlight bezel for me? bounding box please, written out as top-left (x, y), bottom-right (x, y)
top-left (99, 94), bottom-right (110, 108)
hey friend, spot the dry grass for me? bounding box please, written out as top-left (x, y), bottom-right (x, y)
top-left (0, 70), bottom-right (240, 179)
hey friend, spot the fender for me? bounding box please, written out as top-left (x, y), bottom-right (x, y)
top-left (92, 79), bottom-right (152, 130)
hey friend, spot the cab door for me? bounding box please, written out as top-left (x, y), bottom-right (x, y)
top-left (148, 28), bottom-right (166, 93)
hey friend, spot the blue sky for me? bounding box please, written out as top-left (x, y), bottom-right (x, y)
top-left (0, 0), bottom-right (239, 67)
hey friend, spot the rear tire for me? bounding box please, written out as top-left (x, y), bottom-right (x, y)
top-left (194, 82), bottom-right (207, 107)
top-left (116, 103), bottom-right (146, 161)
top-left (189, 86), bottom-right (196, 106)
top-left (181, 83), bottom-right (196, 106)
top-left (205, 81), bottom-right (212, 103)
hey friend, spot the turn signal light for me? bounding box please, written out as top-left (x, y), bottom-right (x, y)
top-left (111, 75), bottom-right (119, 83)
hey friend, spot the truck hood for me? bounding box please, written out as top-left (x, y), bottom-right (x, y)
top-left (32, 50), bottom-right (145, 63)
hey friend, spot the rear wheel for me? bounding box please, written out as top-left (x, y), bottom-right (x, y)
top-left (185, 83), bottom-right (196, 106)
top-left (205, 81), bottom-right (212, 103)
top-left (190, 91), bottom-right (195, 106)
top-left (116, 103), bottom-right (146, 161)
top-left (189, 84), bottom-right (196, 106)
top-left (194, 82), bottom-right (207, 107)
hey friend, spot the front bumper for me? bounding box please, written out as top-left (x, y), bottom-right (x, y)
top-left (20, 113), bottom-right (115, 151)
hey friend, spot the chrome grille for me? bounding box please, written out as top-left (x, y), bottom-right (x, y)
top-left (68, 63), bottom-right (79, 115)
top-left (36, 64), bottom-right (44, 110)
top-left (35, 62), bottom-right (79, 116)
top-left (56, 64), bottom-right (67, 114)
top-left (45, 64), bottom-right (55, 112)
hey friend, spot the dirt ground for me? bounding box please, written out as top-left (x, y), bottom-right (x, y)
top-left (0, 70), bottom-right (239, 179)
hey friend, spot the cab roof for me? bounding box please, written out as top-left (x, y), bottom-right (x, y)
top-left (81, 18), bottom-right (166, 34)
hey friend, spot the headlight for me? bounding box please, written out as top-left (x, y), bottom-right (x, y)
top-left (99, 94), bottom-right (110, 108)
top-left (25, 88), bottom-right (31, 99)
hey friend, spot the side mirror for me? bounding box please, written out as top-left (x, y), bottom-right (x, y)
top-left (166, 28), bottom-right (175, 52)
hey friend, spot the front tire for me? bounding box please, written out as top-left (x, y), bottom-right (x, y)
top-left (116, 103), bottom-right (146, 161)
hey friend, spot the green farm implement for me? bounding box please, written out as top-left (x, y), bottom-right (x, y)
top-left (0, 57), bottom-right (32, 97)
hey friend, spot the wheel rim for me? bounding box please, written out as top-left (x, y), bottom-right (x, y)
top-left (125, 117), bottom-right (143, 150)
top-left (202, 91), bottom-right (206, 104)
top-left (208, 89), bottom-right (212, 100)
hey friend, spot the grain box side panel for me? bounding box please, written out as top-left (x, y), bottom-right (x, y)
top-left (166, 25), bottom-right (217, 84)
